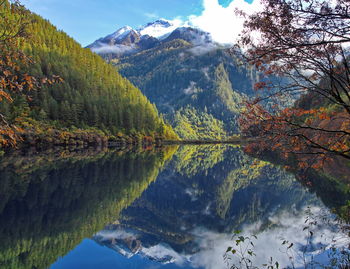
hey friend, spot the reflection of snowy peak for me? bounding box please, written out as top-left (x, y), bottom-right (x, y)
top-left (87, 19), bottom-right (216, 57)
top-left (93, 229), bottom-right (181, 265)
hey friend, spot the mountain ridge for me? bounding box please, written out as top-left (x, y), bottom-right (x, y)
top-left (87, 19), bottom-right (260, 140)
top-left (87, 19), bottom-right (219, 58)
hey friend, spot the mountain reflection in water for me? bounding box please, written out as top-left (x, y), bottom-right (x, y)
top-left (0, 145), bottom-right (348, 269)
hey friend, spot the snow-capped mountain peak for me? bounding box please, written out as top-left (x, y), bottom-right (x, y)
top-left (144, 19), bottom-right (172, 28)
top-left (108, 25), bottom-right (135, 41)
top-left (138, 19), bottom-right (182, 39)
top-left (87, 19), bottom-right (218, 56)
top-left (164, 27), bottom-right (213, 44)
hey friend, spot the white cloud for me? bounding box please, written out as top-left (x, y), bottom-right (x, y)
top-left (95, 229), bottom-right (137, 240)
top-left (90, 43), bottom-right (136, 54)
top-left (94, 207), bottom-right (348, 269)
top-left (141, 244), bottom-right (187, 265)
top-left (138, 0), bottom-right (263, 45)
top-left (139, 18), bottom-right (185, 39)
top-left (187, 0), bottom-right (263, 44)
top-left (188, 42), bottom-right (218, 55)
top-left (144, 12), bottom-right (159, 20)
top-left (190, 206), bottom-right (349, 269)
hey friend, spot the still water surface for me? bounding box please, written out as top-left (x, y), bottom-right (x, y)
top-left (0, 145), bottom-right (348, 269)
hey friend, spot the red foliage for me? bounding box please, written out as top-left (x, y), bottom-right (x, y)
top-left (236, 0), bottom-right (350, 165)
top-left (0, 1), bottom-right (62, 147)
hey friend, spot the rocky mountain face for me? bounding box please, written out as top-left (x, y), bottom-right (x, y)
top-left (88, 20), bottom-right (261, 139)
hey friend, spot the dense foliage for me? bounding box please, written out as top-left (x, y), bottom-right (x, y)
top-left (0, 1), bottom-right (178, 148)
top-left (237, 0), bottom-right (350, 166)
top-left (173, 107), bottom-right (227, 140)
top-left (0, 0), bottom-right (43, 147)
top-left (114, 38), bottom-right (259, 139)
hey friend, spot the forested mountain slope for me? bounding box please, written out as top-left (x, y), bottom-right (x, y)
top-left (118, 44), bottom-right (256, 137)
top-left (0, 5), bottom-right (177, 148)
top-left (89, 22), bottom-right (261, 139)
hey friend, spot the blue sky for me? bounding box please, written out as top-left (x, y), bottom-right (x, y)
top-left (23, 0), bottom-right (256, 46)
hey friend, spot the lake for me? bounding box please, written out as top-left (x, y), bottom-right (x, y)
top-left (0, 145), bottom-right (349, 269)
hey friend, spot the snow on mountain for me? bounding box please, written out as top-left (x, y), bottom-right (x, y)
top-left (106, 25), bottom-right (134, 41)
top-left (138, 19), bottom-right (183, 39)
top-left (87, 19), bottom-right (220, 56)
top-left (164, 27), bottom-right (213, 45)
top-left (87, 25), bottom-right (141, 55)
top-left (90, 43), bottom-right (136, 55)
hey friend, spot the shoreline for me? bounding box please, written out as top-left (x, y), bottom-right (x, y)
top-left (162, 138), bottom-right (248, 145)
top-left (0, 138), bottom-right (248, 154)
